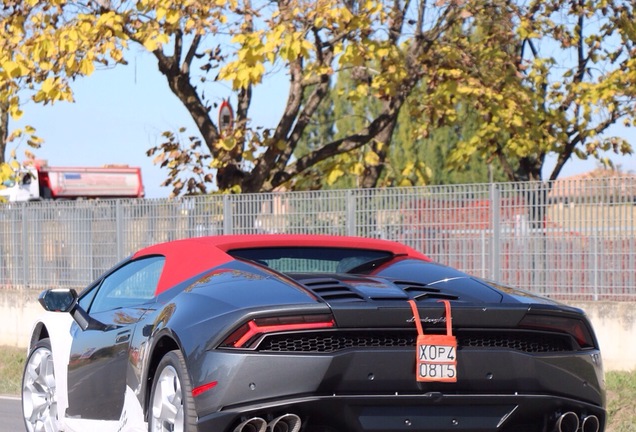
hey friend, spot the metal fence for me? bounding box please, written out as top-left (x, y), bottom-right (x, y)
top-left (1, 177), bottom-right (635, 300)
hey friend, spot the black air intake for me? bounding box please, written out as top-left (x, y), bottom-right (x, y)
top-left (301, 278), bottom-right (365, 302)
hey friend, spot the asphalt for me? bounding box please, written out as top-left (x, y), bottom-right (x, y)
top-left (0, 396), bottom-right (24, 431)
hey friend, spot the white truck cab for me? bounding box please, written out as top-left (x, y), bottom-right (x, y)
top-left (0, 168), bottom-right (41, 202)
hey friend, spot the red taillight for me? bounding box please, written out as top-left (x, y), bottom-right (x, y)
top-left (221, 314), bottom-right (335, 348)
top-left (519, 314), bottom-right (595, 348)
top-left (192, 381), bottom-right (217, 397)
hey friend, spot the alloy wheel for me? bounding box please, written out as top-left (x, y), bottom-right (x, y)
top-left (22, 342), bottom-right (57, 432)
top-left (150, 365), bottom-right (185, 432)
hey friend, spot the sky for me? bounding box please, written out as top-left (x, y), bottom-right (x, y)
top-left (12, 49), bottom-right (636, 199)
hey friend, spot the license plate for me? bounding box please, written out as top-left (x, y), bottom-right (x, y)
top-left (416, 337), bottom-right (458, 382)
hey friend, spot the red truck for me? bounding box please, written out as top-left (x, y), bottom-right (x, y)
top-left (0, 161), bottom-right (144, 202)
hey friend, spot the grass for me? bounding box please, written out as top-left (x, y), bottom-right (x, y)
top-left (0, 345), bottom-right (25, 396)
top-left (605, 370), bottom-right (636, 432)
top-left (1, 345), bottom-right (634, 431)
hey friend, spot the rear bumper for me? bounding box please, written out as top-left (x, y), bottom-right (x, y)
top-left (190, 347), bottom-right (605, 432)
top-left (197, 393), bottom-right (606, 432)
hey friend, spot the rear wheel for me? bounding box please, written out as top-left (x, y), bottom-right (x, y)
top-left (149, 350), bottom-right (198, 432)
top-left (22, 338), bottom-right (58, 432)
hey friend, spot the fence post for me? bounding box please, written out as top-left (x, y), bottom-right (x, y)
top-left (490, 183), bottom-right (501, 282)
top-left (223, 195), bottom-right (233, 235)
top-left (592, 236), bottom-right (599, 301)
top-left (21, 205), bottom-right (29, 288)
top-left (116, 200), bottom-right (124, 261)
top-left (346, 190), bottom-right (356, 236)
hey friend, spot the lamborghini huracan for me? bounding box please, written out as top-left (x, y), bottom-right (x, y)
top-left (22, 235), bottom-right (605, 432)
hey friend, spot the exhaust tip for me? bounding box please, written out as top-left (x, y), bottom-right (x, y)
top-left (233, 417), bottom-right (267, 432)
top-left (556, 412), bottom-right (579, 432)
top-left (269, 413), bottom-right (302, 432)
top-left (582, 415), bottom-right (600, 432)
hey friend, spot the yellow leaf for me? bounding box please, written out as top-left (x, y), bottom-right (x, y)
top-left (352, 162), bottom-right (364, 176)
top-left (402, 161), bottom-right (415, 177)
top-left (364, 151), bottom-right (380, 166)
top-left (143, 35), bottom-right (161, 51)
top-left (327, 168), bottom-right (344, 185)
top-left (218, 138), bottom-right (236, 151)
top-left (2, 61), bottom-right (25, 78)
top-left (79, 59), bottom-right (94, 75)
top-left (40, 77), bottom-right (55, 94)
top-left (232, 34), bottom-right (246, 44)
top-left (1, 163), bottom-right (13, 176)
top-left (68, 29), bottom-right (79, 41)
top-left (235, 68), bottom-right (251, 88)
top-left (156, 7), bottom-right (166, 21)
top-left (166, 10), bottom-right (180, 25)
top-left (66, 54), bottom-right (76, 70)
top-left (156, 33), bottom-right (170, 45)
top-left (249, 63), bottom-right (265, 82)
top-left (9, 105), bottom-right (23, 120)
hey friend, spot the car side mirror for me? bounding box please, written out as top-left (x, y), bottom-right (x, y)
top-left (38, 288), bottom-right (108, 332)
top-left (39, 289), bottom-right (78, 312)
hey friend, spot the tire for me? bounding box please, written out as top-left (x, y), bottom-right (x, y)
top-left (22, 338), bottom-right (58, 432)
top-left (149, 350), bottom-right (198, 432)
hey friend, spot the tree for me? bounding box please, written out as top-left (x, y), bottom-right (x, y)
top-left (137, 0), bottom-right (467, 194)
top-left (424, 0), bottom-right (636, 182)
top-left (0, 0), bottom-right (123, 185)
top-left (3, 1), bottom-right (635, 194)
top-left (1, 0), bottom-right (467, 195)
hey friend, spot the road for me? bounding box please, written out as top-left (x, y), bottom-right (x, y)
top-left (0, 396), bottom-right (23, 431)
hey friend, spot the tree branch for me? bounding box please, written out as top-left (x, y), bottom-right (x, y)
top-left (549, 109), bottom-right (621, 181)
top-left (173, 29), bottom-right (183, 71)
top-left (182, 34), bottom-right (201, 74)
top-left (272, 109), bottom-right (400, 188)
top-left (275, 62), bottom-right (332, 173)
top-left (415, 0), bottom-right (425, 38)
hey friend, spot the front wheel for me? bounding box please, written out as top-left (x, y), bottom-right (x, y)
top-left (149, 350), bottom-right (198, 432)
top-left (22, 338), bottom-right (58, 432)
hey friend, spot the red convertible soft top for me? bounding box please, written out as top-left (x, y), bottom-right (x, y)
top-left (133, 235), bottom-right (430, 294)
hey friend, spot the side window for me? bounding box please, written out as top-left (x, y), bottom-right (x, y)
top-left (89, 256), bottom-right (165, 314)
top-left (78, 283), bottom-right (99, 311)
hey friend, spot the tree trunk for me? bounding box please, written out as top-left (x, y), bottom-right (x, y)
top-left (0, 102), bottom-right (8, 164)
top-left (516, 155), bottom-right (543, 182)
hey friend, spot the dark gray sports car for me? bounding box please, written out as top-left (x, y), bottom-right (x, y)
top-left (22, 235), bottom-right (605, 432)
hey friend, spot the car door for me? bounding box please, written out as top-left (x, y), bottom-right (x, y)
top-left (65, 256), bottom-right (164, 420)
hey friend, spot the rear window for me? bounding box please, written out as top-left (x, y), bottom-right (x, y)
top-left (228, 247), bottom-right (393, 273)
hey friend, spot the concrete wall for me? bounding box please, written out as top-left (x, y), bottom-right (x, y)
top-left (2, 290), bottom-right (43, 348)
top-left (1, 291), bottom-right (634, 371)
top-left (569, 301), bottom-right (636, 372)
